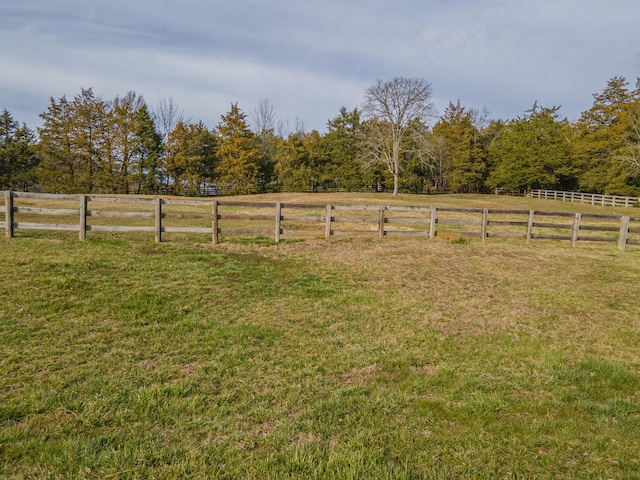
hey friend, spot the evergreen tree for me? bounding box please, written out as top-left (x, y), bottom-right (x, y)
top-left (432, 101), bottom-right (487, 193)
top-left (274, 132), bottom-right (313, 191)
top-left (324, 107), bottom-right (366, 191)
top-left (251, 99), bottom-right (280, 192)
top-left (274, 130), bottom-right (329, 192)
top-left (37, 89), bottom-right (108, 193)
top-left (37, 88), bottom-right (168, 194)
top-left (164, 121), bottom-right (217, 196)
top-left (216, 104), bottom-right (261, 195)
top-left (100, 91), bottom-right (146, 194)
top-left (302, 130), bottom-right (329, 191)
top-left (135, 104), bottom-right (164, 194)
top-left (0, 109), bottom-right (38, 191)
top-left (486, 104), bottom-right (575, 192)
top-left (575, 76), bottom-right (640, 194)
top-left (254, 127), bottom-right (278, 192)
top-left (397, 118), bottom-right (434, 194)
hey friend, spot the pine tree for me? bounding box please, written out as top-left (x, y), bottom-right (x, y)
top-left (486, 104), bottom-right (574, 192)
top-left (216, 104), bottom-right (261, 195)
top-left (324, 107), bottom-right (366, 191)
top-left (274, 132), bottom-right (312, 191)
top-left (574, 76), bottom-right (638, 194)
top-left (37, 89), bottom-right (108, 193)
top-left (164, 121), bottom-right (217, 196)
top-left (135, 104), bottom-right (163, 194)
top-left (0, 109), bottom-right (38, 191)
top-left (100, 92), bottom-right (146, 193)
top-left (274, 130), bottom-right (329, 192)
top-left (432, 101), bottom-right (487, 193)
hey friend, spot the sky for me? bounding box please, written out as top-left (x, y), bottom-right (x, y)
top-left (1, 0), bottom-right (639, 134)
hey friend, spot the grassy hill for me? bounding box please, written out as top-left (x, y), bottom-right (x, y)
top-left (1, 194), bottom-right (639, 478)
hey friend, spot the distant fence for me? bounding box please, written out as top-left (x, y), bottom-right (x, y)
top-left (2, 191), bottom-right (640, 251)
top-left (528, 189), bottom-right (639, 208)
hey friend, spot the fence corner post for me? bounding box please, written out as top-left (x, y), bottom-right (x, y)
top-left (325, 204), bottom-right (332, 239)
top-left (429, 206), bottom-right (437, 239)
top-left (5, 190), bottom-right (13, 238)
top-left (212, 200), bottom-right (219, 245)
top-left (378, 206), bottom-right (385, 238)
top-left (618, 215), bottom-right (630, 251)
top-left (275, 202), bottom-right (282, 243)
top-left (79, 194), bottom-right (87, 241)
top-left (526, 210), bottom-right (535, 245)
top-left (571, 212), bottom-right (581, 248)
top-left (154, 197), bottom-right (162, 244)
top-left (481, 208), bottom-right (488, 242)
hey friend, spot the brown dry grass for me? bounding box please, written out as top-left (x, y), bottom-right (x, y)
top-left (223, 235), bottom-right (640, 365)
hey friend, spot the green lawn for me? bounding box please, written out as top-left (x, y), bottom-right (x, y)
top-left (1, 218), bottom-right (640, 478)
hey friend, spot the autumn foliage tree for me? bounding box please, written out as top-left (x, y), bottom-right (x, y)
top-left (6, 77), bottom-right (640, 197)
top-left (215, 104), bottom-right (262, 195)
top-left (37, 88), bottom-right (107, 193)
top-left (164, 121), bottom-right (217, 196)
top-left (36, 88), bottom-right (163, 194)
top-left (574, 77), bottom-right (640, 195)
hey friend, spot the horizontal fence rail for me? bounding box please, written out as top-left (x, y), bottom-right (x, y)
top-left (528, 189), bottom-right (639, 208)
top-left (2, 191), bottom-right (639, 251)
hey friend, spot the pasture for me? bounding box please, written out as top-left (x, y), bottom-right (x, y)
top-left (1, 193), bottom-right (639, 479)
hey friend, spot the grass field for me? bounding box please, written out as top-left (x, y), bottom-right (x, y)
top-left (1, 194), bottom-right (640, 478)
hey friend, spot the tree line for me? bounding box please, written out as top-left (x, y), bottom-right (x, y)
top-left (2, 76), bottom-right (640, 197)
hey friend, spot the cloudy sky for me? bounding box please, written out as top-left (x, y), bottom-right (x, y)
top-left (1, 0), bottom-right (639, 133)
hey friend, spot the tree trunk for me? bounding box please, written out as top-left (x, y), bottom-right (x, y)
top-left (392, 164), bottom-right (399, 197)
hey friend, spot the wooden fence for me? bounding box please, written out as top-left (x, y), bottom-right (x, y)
top-left (528, 189), bottom-right (639, 208)
top-left (2, 191), bottom-right (640, 251)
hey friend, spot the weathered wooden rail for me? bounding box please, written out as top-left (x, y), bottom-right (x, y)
top-left (2, 191), bottom-right (639, 250)
top-left (528, 189), bottom-right (639, 207)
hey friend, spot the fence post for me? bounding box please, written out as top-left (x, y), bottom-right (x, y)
top-left (572, 213), bottom-right (581, 248)
top-left (429, 206), bottom-right (437, 239)
top-left (325, 204), bottom-right (332, 238)
top-left (275, 202), bottom-right (282, 243)
top-left (618, 216), bottom-right (630, 251)
top-left (526, 210), bottom-right (535, 244)
top-left (154, 198), bottom-right (162, 244)
top-left (5, 191), bottom-right (13, 238)
top-left (79, 195), bottom-right (87, 241)
top-left (481, 208), bottom-right (488, 242)
top-left (378, 206), bottom-right (385, 238)
top-left (212, 200), bottom-right (219, 245)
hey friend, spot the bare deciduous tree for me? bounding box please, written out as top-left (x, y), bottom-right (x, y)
top-left (423, 134), bottom-right (451, 193)
top-left (360, 77), bottom-right (436, 197)
top-left (251, 98), bottom-right (278, 135)
top-left (153, 97), bottom-right (185, 143)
